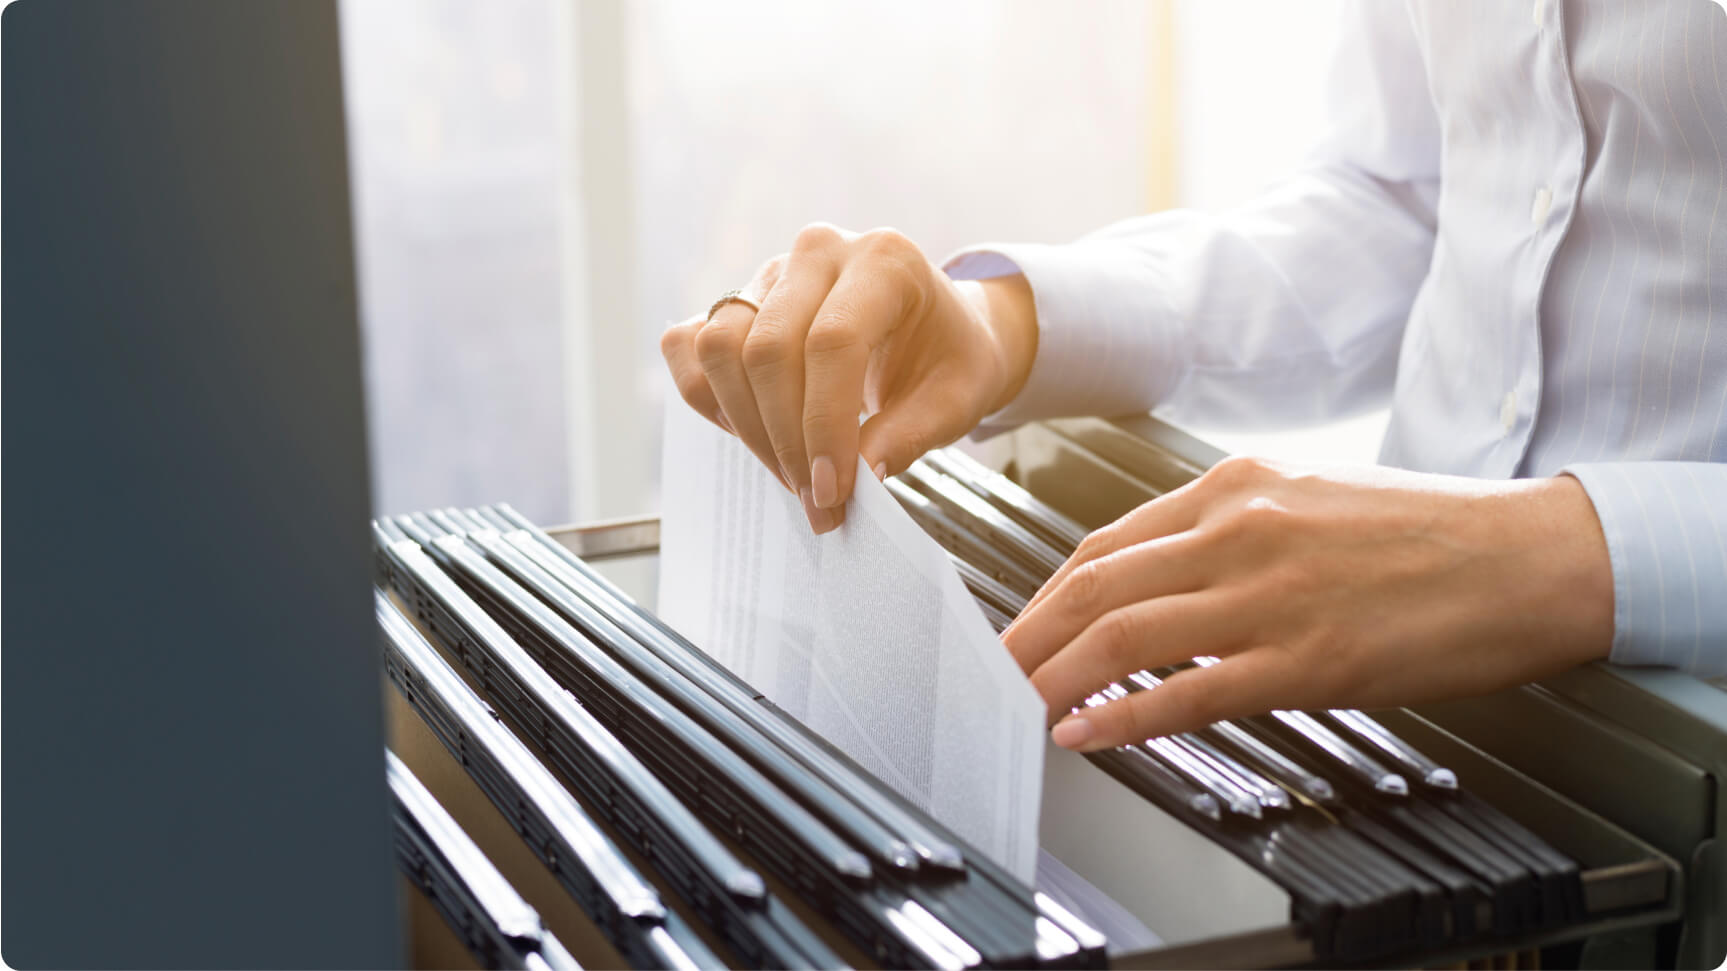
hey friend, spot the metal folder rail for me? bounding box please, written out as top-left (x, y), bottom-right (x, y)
top-left (377, 591), bottom-right (720, 970)
top-left (378, 522), bottom-right (844, 970)
top-left (389, 749), bottom-right (585, 971)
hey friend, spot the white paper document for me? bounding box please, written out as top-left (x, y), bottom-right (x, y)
top-left (657, 404), bottom-right (1045, 883)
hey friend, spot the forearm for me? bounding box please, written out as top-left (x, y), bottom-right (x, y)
top-left (946, 162), bottom-right (1439, 433)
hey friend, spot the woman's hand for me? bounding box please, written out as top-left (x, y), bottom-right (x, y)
top-left (1002, 456), bottom-right (1616, 750)
top-left (660, 224), bottom-right (1037, 533)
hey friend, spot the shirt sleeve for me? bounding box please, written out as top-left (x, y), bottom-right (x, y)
top-left (1562, 462), bottom-right (1727, 678)
top-left (947, 1), bottom-right (1442, 435)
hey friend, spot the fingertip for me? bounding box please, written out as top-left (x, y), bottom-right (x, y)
top-left (1051, 716), bottom-right (1093, 750)
top-left (811, 506), bottom-right (843, 534)
top-left (798, 488), bottom-right (820, 533)
top-left (998, 625), bottom-right (1036, 676)
top-left (799, 487), bottom-right (844, 534)
top-left (859, 445), bottom-right (893, 482)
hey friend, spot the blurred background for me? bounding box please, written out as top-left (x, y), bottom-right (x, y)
top-left (341, 0), bottom-right (1377, 526)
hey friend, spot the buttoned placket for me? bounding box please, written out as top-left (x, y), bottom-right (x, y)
top-left (1508, 2), bottom-right (1587, 476)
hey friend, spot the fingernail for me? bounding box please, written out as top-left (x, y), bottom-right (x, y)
top-left (1051, 717), bottom-right (1093, 750)
top-left (873, 462), bottom-right (887, 482)
top-left (716, 413), bottom-right (735, 435)
top-left (810, 455), bottom-right (839, 508)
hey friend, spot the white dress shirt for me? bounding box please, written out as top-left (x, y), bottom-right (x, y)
top-left (947, 0), bottom-right (1727, 676)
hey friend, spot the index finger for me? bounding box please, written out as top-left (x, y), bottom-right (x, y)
top-left (1002, 530), bottom-right (1208, 676)
top-left (1050, 648), bottom-right (1302, 750)
top-left (1014, 481), bottom-right (1205, 622)
top-left (802, 266), bottom-right (912, 513)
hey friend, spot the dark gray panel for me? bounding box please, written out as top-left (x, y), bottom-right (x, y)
top-left (3, 1), bottom-right (397, 966)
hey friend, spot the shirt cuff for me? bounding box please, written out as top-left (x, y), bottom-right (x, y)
top-left (943, 241), bottom-right (1188, 437)
top-left (1562, 462), bottom-right (1727, 677)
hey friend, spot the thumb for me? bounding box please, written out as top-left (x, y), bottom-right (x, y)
top-left (856, 384), bottom-right (970, 483)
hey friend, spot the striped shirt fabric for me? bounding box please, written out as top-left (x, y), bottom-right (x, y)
top-left (947, 1), bottom-right (1727, 676)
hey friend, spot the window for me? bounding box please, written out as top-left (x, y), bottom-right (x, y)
top-left (342, 1), bottom-right (1364, 524)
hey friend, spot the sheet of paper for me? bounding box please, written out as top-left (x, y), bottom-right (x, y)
top-left (657, 404), bottom-right (1045, 883)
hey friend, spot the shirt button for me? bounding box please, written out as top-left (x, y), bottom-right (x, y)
top-left (1500, 391), bottom-right (1518, 434)
top-left (1530, 185), bottom-right (1554, 225)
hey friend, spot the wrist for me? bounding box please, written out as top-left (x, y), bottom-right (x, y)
top-left (1494, 475), bottom-right (1617, 664)
top-left (1546, 474), bottom-right (1616, 659)
top-left (962, 274), bottom-right (1037, 414)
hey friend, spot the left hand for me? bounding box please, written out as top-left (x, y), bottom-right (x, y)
top-left (1002, 455), bottom-right (1615, 751)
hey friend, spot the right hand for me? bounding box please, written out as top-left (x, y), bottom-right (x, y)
top-left (660, 223), bottom-right (1037, 533)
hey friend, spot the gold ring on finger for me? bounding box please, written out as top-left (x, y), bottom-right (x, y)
top-left (707, 288), bottom-right (762, 321)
